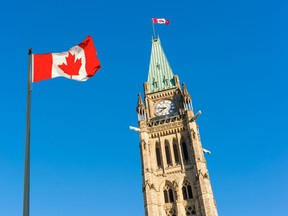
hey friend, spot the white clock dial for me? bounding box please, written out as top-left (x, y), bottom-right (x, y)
top-left (154, 100), bottom-right (176, 116)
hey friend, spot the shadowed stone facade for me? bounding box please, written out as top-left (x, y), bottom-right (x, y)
top-left (136, 37), bottom-right (218, 216)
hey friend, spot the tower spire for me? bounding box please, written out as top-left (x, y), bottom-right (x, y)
top-left (146, 37), bottom-right (175, 93)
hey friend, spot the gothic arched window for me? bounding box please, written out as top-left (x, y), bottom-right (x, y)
top-left (163, 184), bottom-right (175, 203)
top-left (173, 140), bottom-right (180, 164)
top-left (156, 143), bottom-right (162, 168)
top-left (165, 141), bottom-right (172, 166)
top-left (182, 141), bottom-right (189, 163)
top-left (182, 180), bottom-right (193, 200)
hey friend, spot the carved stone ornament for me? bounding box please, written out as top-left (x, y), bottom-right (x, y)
top-left (172, 180), bottom-right (178, 189)
top-left (144, 180), bottom-right (157, 191)
top-left (195, 169), bottom-right (209, 181)
top-left (141, 139), bottom-right (147, 150)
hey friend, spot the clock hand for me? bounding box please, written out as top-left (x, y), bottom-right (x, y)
top-left (159, 107), bottom-right (167, 111)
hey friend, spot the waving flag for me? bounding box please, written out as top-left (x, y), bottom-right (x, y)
top-left (152, 18), bottom-right (170, 25)
top-left (32, 36), bottom-right (101, 82)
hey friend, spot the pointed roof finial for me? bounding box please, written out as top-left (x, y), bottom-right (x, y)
top-left (182, 83), bottom-right (189, 94)
top-left (137, 93), bottom-right (146, 115)
top-left (182, 83), bottom-right (192, 104)
top-left (137, 93), bottom-right (144, 105)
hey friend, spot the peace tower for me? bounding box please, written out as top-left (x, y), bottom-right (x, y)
top-left (135, 37), bottom-right (218, 216)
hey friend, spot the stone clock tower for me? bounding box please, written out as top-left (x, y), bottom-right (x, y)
top-left (136, 37), bottom-right (218, 216)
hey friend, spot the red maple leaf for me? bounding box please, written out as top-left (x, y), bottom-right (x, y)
top-left (58, 52), bottom-right (82, 78)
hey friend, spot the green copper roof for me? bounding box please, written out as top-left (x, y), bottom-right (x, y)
top-left (147, 37), bottom-right (175, 93)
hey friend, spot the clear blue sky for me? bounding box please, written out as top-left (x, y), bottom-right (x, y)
top-left (1, 0), bottom-right (287, 215)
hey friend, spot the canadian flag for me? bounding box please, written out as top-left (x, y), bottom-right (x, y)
top-left (32, 36), bottom-right (101, 82)
top-left (152, 18), bottom-right (170, 25)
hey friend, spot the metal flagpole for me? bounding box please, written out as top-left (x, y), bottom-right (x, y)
top-left (152, 19), bottom-right (156, 39)
top-left (23, 48), bottom-right (32, 216)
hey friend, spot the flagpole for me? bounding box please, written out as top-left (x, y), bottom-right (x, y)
top-left (152, 19), bottom-right (156, 39)
top-left (23, 48), bottom-right (32, 216)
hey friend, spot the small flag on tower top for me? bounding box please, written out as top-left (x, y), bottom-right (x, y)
top-left (152, 18), bottom-right (170, 25)
top-left (32, 36), bottom-right (101, 82)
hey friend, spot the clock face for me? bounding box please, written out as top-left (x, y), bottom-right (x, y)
top-left (154, 100), bottom-right (177, 116)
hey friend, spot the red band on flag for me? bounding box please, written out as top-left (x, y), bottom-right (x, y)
top-left (78, 36), bottom-right (101, 78)
top-left (33, 54), bottom-right (53, 82)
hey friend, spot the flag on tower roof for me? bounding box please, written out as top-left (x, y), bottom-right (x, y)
top-left (152, 18), bottom-right (170, 25)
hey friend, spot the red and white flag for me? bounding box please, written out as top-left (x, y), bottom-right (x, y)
top-left (32, 36), bottom-right (101, 82)
top-left (152, 18), bottom-right (170, 25)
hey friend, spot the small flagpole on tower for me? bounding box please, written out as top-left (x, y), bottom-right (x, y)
top-left (23, 48), bottom-right (32, 216)
top-left (151, 18), bottom-right (157, 39)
